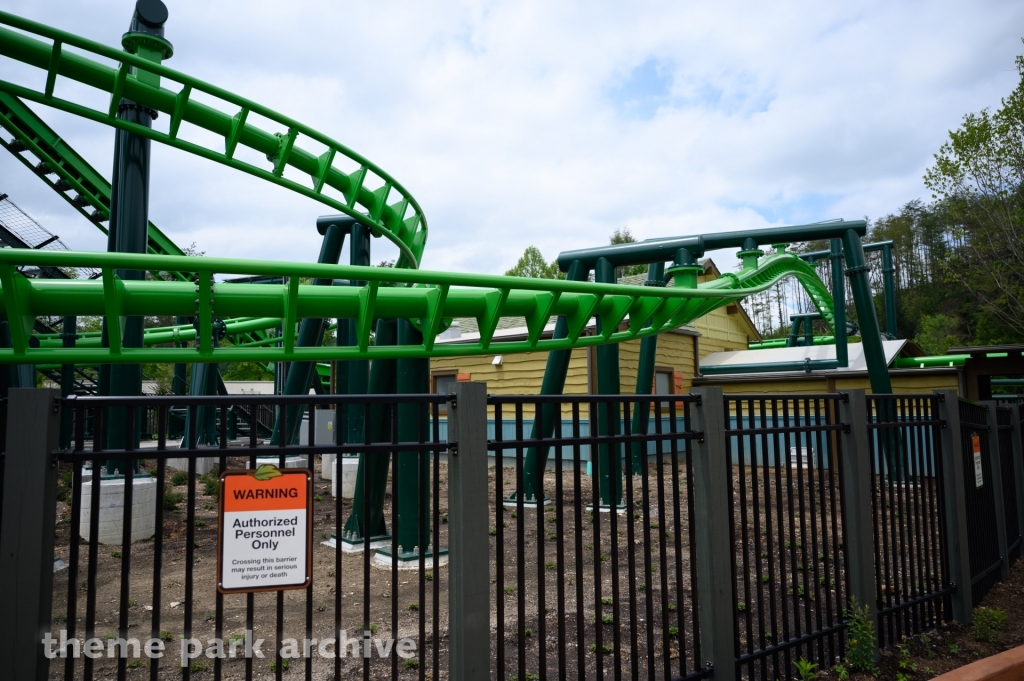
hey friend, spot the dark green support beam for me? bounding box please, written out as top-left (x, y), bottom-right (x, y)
top-left (594, 257), bottom-right (623, 508)
top-left (58, 315), bottom-right (76, 449)
top-left (270, 218), bottom-right (347, 445)
top-left (105, 0), bottom-right (170, 473)
top-left (342, 318), bottom-right (396, 545)
top-left (830, 239), bottom-right (848, 368)
top-left (391, 319), bottom-right (431, 557)
top-left (629, 262), bottom-right (665, 475)
top-left (518, 260), bottom-right (590, 504)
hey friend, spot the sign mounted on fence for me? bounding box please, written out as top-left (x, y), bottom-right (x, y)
top-left (218, 465), bottom-right (313, 593)
top-left (972, 433), bottom-right (984, 489)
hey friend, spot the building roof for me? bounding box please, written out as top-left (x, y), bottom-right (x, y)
top-left (699, 340), bottom-right (908, 375)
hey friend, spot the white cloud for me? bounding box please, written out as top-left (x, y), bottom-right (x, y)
top-left (1, 0), bottom-right (1021, 276)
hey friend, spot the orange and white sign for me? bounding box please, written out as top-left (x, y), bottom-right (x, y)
top-left (218, 465), bottom-right (312, 593)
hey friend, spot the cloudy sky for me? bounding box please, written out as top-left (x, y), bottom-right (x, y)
top-left (1, 0), bottom-right (1022, 275)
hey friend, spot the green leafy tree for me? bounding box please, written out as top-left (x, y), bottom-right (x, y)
top-left (505, 246), bottom-right (564, 279)
top-left (924, 47), bottom-right (1024, 340)
top-left (610, 227), bottom-right (648, 278)
top-left (913, 313), bottom-right (963, 355)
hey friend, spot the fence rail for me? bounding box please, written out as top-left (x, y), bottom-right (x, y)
top-left (1, 387), bottom-right (1024, 681)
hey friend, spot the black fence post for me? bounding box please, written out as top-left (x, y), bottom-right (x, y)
top-left (690, 387), bottom-right (736, 681)
top-left (983, 401), bottom-right (1010, 579)
top-left (0, 388), bottom-right (62, 681)
top-left (1011, 404), bottom-right (1024, 545)
top-left (935, 390), bottom-right (973, 624)
top-left (447, 381), bottom-right (490, 681)
top-left (837, 390), bottom-right (878, 660)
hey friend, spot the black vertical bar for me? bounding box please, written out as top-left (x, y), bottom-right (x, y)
top-left (431, 400), bottom-right (441, 681)
top-left (362, 401), bottom-right (371, 681)
top-left (216, 405), bottom-right (228, 681)
top-left (636, 398), bottom-right (654, 681)
top-left (391, 407), bottom-right (399, 681)
top-left (535, 399), bottom-right (547, 681)
top-left (83, 407), bottom-right (103, 681)
top-left (304, 403), bottom-right (314, 681)
top-left (183, 405), bottom-right (198, 681)
top-left (117, 407), bottom-right (135, 681)
top-left (572, 401), bottom-right (585, 680)
top-left (623, 399), bottom-right (638, 680)
top-left (494, 401), bottom-right (505, 680)
top-left (653, 400), bottom-right (670, 681)
top-left (65, 450), bottom-right (84, 681)
top-left (746, 397), bottom-right (767, 681)
top-left (334, 400), bottom-right (342, 681)
top-left (733, 397), bottom-right (751, 671)
top-left (515, 402), bottom-right (526, 681)
top-left (608, 400), bottom-right (621, 681)
top-left (554, 402), bottom-right (567, 681)
top-left (591, 396), bottom-right (604, 681)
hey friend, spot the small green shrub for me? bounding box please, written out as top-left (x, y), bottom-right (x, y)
top-left (843, 596), bottom-right (877, 672)
top-left (171, 471), bottom-right (188, 486)
top-left (407, 603), bottom-right (418, 611)
top-left (201, 477), bottom-right (219, 499)
top-left (190, 659), bottom-right (208, 672)
top-left (402, 658), bottom-right (418, 670)
top-left (793, 656), bottom-right (818, 680)
top-left (162, 491), bottom-right (184, 510)
top-left (268, 659), bottom-right (288, 672)
top-left (972, 606), bottom-right (1008, 642)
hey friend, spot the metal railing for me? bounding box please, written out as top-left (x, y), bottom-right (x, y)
top-left (488, 394), bottom-right (709, 681)
top-left (866, 395), bottom-right (951, 646)
top-left (56, 392), bottom-right (450, 681)
top-left (725, 394), bottom-right (849, 680)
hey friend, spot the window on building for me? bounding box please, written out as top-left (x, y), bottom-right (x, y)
top-left (654, 367), bottom-right (674, 412)
top-left (432, 371), bottom-right (458, 414)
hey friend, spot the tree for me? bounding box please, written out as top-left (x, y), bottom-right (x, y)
top-left (610, 227), bottom-right (648, 278)
top-left (924, 48), bottom-right (1024, 340)
top-left (505, 246), bottom-right (564, 279)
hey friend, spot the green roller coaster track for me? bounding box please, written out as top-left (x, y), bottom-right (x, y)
top-left (0, 246), bottom-right (837, 365)
top-left (0, 10), bottom-right (841, 368)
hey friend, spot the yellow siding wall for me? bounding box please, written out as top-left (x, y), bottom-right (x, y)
top-left (431, 347), bottom-right (589, 417)
top-left (713, 372), bottom-right (960, 396)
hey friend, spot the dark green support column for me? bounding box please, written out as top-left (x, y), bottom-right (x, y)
top-left (270, 219), bottom-right (347, 445)
top-left (59, 315), bottom-right (76, 449)
top-left (376, 319), bottom-right (440, 564)
top-left (105, 0), bottom-right (172, 473)
top-left (341, 318), bottom-right (396, 547)
top-left (830, 239), bottom-right (848, 368)
top-left (881, 243), bottom-right (898, 338)
top-left (181, 318), bottom-right (225, 447)
top-left (842, 229), bottom-right (892, 395)
top-left (595, 257), bottom-right (623, 508)
top-left (629, 262), bottom-right (665, 475)
top-left (517, 260), bottom-right (590, 504)
top-left (344, 221), bottom-right (371, 448)
top-left (172, 315), bottom-right (188, 394)
top-left (843, 230), bottom-right (900, 479)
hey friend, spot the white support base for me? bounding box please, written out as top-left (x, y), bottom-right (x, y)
top-left (321, 453), bottom-right (336, 480)
top-left (247, 456), bottom-right (306, 470)
top-left (166, 456), bottom-right (218, 476)
top-left (372, 548), bottom-right (449, 570)
top-left (79, 475), bottom-right (158, 544)
top-left (322, 533), bottom-right (393, 553)
top-left (331, 457), bottom-right (359, 499)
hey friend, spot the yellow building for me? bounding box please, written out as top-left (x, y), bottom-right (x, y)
top-left (429, 258), bottom-right (964, 401)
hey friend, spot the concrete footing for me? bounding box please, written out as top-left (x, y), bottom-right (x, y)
top-left (79, 472), bottom-right (157, 544)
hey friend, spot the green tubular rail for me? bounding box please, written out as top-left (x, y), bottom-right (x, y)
top-left (0, 92), bottom-right (188, 277)
top-left (0, 12), bottom-right (427, 270)
top-left (0, 248), bottom-right (837, 365)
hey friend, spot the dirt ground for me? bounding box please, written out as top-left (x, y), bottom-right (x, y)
top-left (47, 452), bottom-right (992, 681)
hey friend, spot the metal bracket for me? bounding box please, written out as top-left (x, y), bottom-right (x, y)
top-left (51, 397), bottom-right (60, 415)
top-left (694, 430), bottom-right (705, 443)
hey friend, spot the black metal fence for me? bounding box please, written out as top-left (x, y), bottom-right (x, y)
top-left (997, 406), bottom-right (1021, 562)
top-left (487, 394), bottom-right (709, 681)
top-left (57, 393), bottom-right (450, 681)
top-left (866, 395), bottom-right (951, 647)
top-left (3, 388), bottom-right (1024, 681)
top-left (958, 399), bottom-right (1002, 605)
top-left (725, 394), bottom-right (849, 680)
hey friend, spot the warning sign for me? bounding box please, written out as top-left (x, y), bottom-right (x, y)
top-left (218, 465), bottom-right (312, 593)
top-left (972, 433), bottom-right (984, 489)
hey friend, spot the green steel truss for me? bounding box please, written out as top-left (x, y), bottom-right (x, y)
top-left (0, 247), bottom-right (835, 365)
top-left (0, 11), bottom-right (428, 270)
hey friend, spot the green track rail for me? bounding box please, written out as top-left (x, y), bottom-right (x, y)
top-left (0, 11), bottom-right (427, 270)
top-left (0, 248), bottom-right (835, 365)
top-left (0, 92), bottom-right (189, 278)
